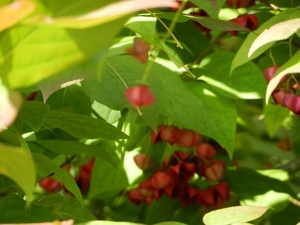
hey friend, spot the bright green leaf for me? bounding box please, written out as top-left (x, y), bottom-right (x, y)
top-left (266, 49), bottom-right (300, 103)
top-left (0, 144), bottom-right (35, 201)
top-left (203, 205), bottom-right (269, 225)
top-left (249, 18), bottom-right (300, 57)
top-left (44, 111), bottom-right (128, 140)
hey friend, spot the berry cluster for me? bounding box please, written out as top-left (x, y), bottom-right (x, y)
top-left (39, 158), bottom-right (95, 194)
top-left (127, 125), bottom-right (230, 208)
top-left (264, 66), bottom-right (300, 116)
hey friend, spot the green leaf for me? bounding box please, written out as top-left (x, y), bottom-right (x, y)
top-left (0, 0), bottom-right (35, 32)
top-left (44, 111), bottom-right (128, 140)
top-left (189, 0), bottom-right (226, 18)
top-left (187, 82), bottom-right (237, 158)
top-left (37, 192), bottom-right (64, 207)
top-left (266, 49), bottom-right (300, 103)
top-left (89, 157), bottom-right (128, 199)
top-left (33, 140), bottom-right (118, 168)
top-left (77, 221), bottom-right (143, 225)
top-left (155, 222), bottom-right (187, 225)
top-left (203, 205), bottom-right (269, 225)
top-left (57, 198), bottom-right (96, 223)
top-left (263, 103), bottom-right (290, 138)
top-left (32, 153), bottom-right (83, 205)
top-left (198, 51), bottom-right (266, 99)
top-left (231, 8), bottom-right (299, 72)
top-left (270, 203), bottom-right (300, 225)
top-left (82, 55), bottom-right (235, 154)
top-left (18, 101), bottom-right (50, 132)
top-left (28, 0), bottom-right (178, 29)
top-left (0, 17), bottom-right (128, 89)
top-left (0, 194), bottom-right (56, 223)
top-left (249, 18), bottom-right (300, 57)
top-left (0, 144), bottom-right (35, 201)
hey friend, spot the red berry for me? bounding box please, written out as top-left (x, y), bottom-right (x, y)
top-left (125, 85), bottom-right (155, 107)
top-left (264, 66), bottom-right (279, 83)
top-left (127, 188), bottom-right (145, 205)
top-left (26, 91), bottom-right (38, 101)
top-left (175, 129), bottom-right (202, 148)
top-left (205, 164), bottom-right (224, 181)
top-left (160, 125), bottom-right (179, 145)
top-left (134, 153), bottom-right (154, 170)
top-left (126, 37), bottom-right (151, 64)
top-left (39, 178), bottom-right (63, 193)
top-left (284, 95), bottom-right (300, 116)
top-left (151, 171), bottom-right (171, 189)
top-left (196, 143), bottom-right (216, 159)
top-left (229, 14), bottom-right (258, 36)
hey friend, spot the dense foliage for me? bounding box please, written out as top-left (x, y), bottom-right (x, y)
top-left (0, 0), bottom-right (300, 224)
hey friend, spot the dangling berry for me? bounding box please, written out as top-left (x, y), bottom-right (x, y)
top-left (125, 85), bottom-right (155, 107)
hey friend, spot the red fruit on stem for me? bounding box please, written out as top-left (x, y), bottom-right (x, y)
top-left (126, 37), bottom-right (151, 64)
top-left (160, 125), bottom-right (179, 145)
top-left (205, 164), bottom-right (224, 181)
top-left (127, 188), bottom-right (145, 205)
top-left (125, 85), bottom-right (155, 107)
top-left (151, 126), bottom-right (163, 145)
top-left (196, 143), bottom-right (216, 159)
top-left (272, 88), bottom-right (294, 107)
top-left (284, 95), bottom-right (300, 116)
top-left (39, 178), bottom-right (63, 193)
top-left (134, 153), bottom-right (154, 170)
top-left (26, 91), bottom-right (38, 101)
top-left (264, 66), bottom-right (279, 83)
top-left (229, 14), bottom-right (258, 36)
top-left (151, 171), bottom-right (171, 189)
top-left (175, 129), bottom-right (202, 148)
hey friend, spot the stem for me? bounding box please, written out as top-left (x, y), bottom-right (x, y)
top-left (194, 31), bottom-right (226, 64)
top-left (104, 59), bottom-right (128, 89)
top-left (269, 48), bottom-right (276, 65)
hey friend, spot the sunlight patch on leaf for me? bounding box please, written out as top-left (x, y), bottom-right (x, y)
top-left (203, 205), bottom-right (269, 225)
top-left (249, 18), bottom-right (300, 57)
top-left (0, 0), bottom-right (35, 32)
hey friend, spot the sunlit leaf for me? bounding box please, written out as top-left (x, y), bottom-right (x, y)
top-left (44, 111), bottom-right (128, 140)
top-left (266, 50), bottom-right (300, 103)
top-left (0, 144), bottom-right (35, 201)
top-left (203, 205), bottom-right (269, 225)
top-left (0, 0), bottom-right (35, 32)
top-left (28, 0), bottom-right (178, 29)
top-left (249, 18), bottom-right (300, 57)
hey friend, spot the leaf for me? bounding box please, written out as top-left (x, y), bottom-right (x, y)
top-left (32, 153), bottom-right (83, 206)
top-left (44, 111), bottom-right (128, 140)
top-left (263, 103), bottom-right (290, 138)
top-left (82, 55), bottom-right (235, 154)
top-left (0, 0), bottom-right (35, 32)
top-left (266, 49), bottom-right (300, 103)
top-left (190, 0), bottom-right (226, 18)
top-left (0, 15), bottom-right (128, 89)
top-left (18, 101), bottom-right (50, 132)
top-left (0, 194), bottom-right (56, 223)
top-left (198, 51), bottom-right (266, 99)
top-left (28, 0), bottom-right (178, 29)
top-left (203, 205), bottom-right (269, 225)
top-left (33, 140), bottom-right (118, 168)
top-left (0, 144), bottom-right (35, 201)
top-left (231, 8), bottom-right (299, 73)
top-left (89, 157), bottom-right (128, 199)
top-left (249, 18), bottom-right (300, 58)
top-left (77, 221), bottom-right (142, 225)
top-left (57, 198), bottom-right (96, 223)
top-left (38, 59), bottom-right (97, 102)
top-left (187, 82), bottom-right (237, 158)
top-left (155, 222), bottom-right (187, 225)
top-left (0, 80), bottom-right (22, 131)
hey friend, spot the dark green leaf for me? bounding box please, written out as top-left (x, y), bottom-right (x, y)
top-left (44, 111), bottom-right (128, 140)
top-left (189, 0), bottom-right (226, 18)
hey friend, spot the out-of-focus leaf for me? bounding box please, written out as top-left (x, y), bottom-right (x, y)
top-left (0, 0), bottom-right (35, 32)
top-left (28, 0), bottom-right (178, 29)
top-left (0, 144), bottom-right (35, 201)
top-left (0, 194), bottom-right (56, 223)
top-left (44, 111), bottom-right (128, 140)
top-left (18, 101), bottom-right (50, 132)
top-left (249, 18), bottom-right (300, 57)
top-left (203, 206), bottom-right (269, 225)
top-left (190, 0), bottom-right (226, 18)
top-left (77, 221), bottom-right (143, 225)
top-left (266, 50), bottom-right (300, 103)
